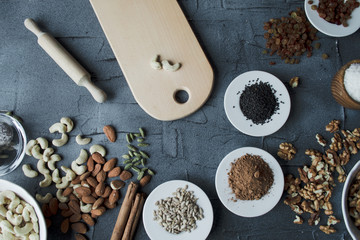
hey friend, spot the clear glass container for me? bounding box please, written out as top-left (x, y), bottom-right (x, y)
top-left (0, 113), bottom-right (27, 176)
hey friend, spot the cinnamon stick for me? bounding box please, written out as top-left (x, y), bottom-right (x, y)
top-left (111, 182), bottom-right (138, 240)
top-left (129, 193), bottom-right (146, 240)
top-left (122, 193), bottom-right (141, 240)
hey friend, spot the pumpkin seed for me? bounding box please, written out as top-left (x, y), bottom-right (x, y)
top-left (137, 171), bottom-right (144, 180)
top-left (124, 163), bottom-right (133, 170)
top-left (127, 144), bottom-right (138, 152)
top-left (148, 169), bottom-right (155, 175)
top-left (131, 166), bottom-right (141, 173)
top-left (140, 151), bottom-right (149, 158)
top-left (138, 143), bottom-right (149, 147)
top-left (122, 154), bottom-right (130, 159)
top-left (139, 128), bottom-right (145, 138)
top-left (137, 138), bottom-right (145, 143)
top-left (126, 134), bottom-right (132, 143)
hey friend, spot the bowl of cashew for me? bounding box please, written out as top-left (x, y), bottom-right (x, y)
top-left (0, 179), bottom-right (47, 239)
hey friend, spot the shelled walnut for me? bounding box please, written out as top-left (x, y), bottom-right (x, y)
top-left (325, 120), bottom-right (340, 133)
top-left (316, 134), bottom-right (326, 147)
top-left (277, 143), bottom-right (297, 160)
top-left (319, 225), bottom-right (336, 234)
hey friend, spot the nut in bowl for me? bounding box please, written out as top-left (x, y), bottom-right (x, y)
top-left (331, 59), bottom-right (360, 109)
top-left (342, 160), bottom-right (360, 240)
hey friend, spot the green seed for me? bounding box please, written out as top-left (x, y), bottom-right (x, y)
top-left (138, 143), bottom-right (149, 147)
top-left (126, 134), bottom-right (132, 143)
top-left (137, 171), bottom-right (144, 181)
top-left (140, 151), bottom-right (149, 159)
top-left (134, 152), bottom-right (141, 157)
top-left (141, 167), bottom-right (148, 172)
top-left (132, 156), bottom-right (141, 162)
top-left (127, 144), bottom-right (138, 152)
top-left (137, 138), bottom-right (145, 143)
top-left (124, 163), bottom-right (133, 170)
top-left (131, 166), bottom-right (141, 173)
top-left (141, 158), bottom-right (146, 166)
top-left (148, 169), bottom-right (155, 175)
top-left (133, 161), bottom-right (141, 166)
top-left (130, 133), bottom-right (135, 141)
top-left (128, 151), bottom-right (134, 157)
top-left (139, 128), bottom-right (145, 138)
top-left (134, 133), bottom-right (141, 137)
top-left (122, 154), bottom-right (130, 159)
top-left (123, 159), bottom-right (132, 164)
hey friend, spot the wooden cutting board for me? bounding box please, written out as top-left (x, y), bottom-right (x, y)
top-left (90, 0), bottom-right (213, 121)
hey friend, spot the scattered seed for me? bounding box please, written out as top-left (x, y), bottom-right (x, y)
top-left (139, 128), bottom-right (145, 138)
top-left (137, 171), bottom-right (144, 181)
top-left (122, 154), bottom-right (130, 160)
top-left (124, 163), bottom-right (133, 170)
top-left (127, 144), bottom-right (138, 152)
top-left (134, 152), bottom-right (141, 157)
top-left (138, 143), bottom-right (149, 147)
top-left (128, 151), bottom-right (134, 157)
top-left (132, 156), bottom-right (141, 162)
top-left (137, 138), bottom-right (145, 143)
top-left (134, 133), bottom-right (141, 137)
top-left (131, 166), bottom-right (141, 173)
top-left (126, 134), bottom-right (132, 143)
top-left (141, 167), bottom-right (148, 172)
top-left (148, 169), bottom-right (155, 175)
top-left (140, 151), bottom-right (149, 159)
top-left (123, 159), bottom-right (132, 164)
top-left (130, 133), bottom-right (135, 141)
top-left (141, 158), bottom-right (146, 166)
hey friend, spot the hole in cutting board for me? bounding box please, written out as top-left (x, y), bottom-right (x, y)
top-left (174, 90), bottom-right (189, 104)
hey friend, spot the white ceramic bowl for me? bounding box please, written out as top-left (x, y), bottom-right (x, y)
top-left (0, 179), bottom-right (47, 240)
top-left (342, 160), bottom-right (360, 239)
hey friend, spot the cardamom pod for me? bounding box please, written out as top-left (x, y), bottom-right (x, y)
top-left (126, 134), bottom-right (132, 143)
top-left (128, 151), bottom-right (134, 157)
top-left (130, 133), bottom-right (135, 141)
top-left (122, 154), bottom-right (130, 159)
top-left (148, 169), bottom-right (155, 175)
top-left (137, 138), bottom-right (145, 143)
top-left (140, 151), bottom-right (149, 159)
top-left (134, 133), bottom-right (141, 137)
top-left (141, 158), bottom-right (146, 166)
top-left (127, 144), bottom-right (138, 152)
top-left (132, 156), bottom-right (141, 162)
top-left (141, 167), bottom-right (148, 172)
top-left (131, 166), bottom-right (141, 173)
top-left (124, 163), bottom-right (133, 170)
top-left (139, 128), bottom-right (145, 138)
top-left (134, 152), bottom-right (141, 157)
top-left (123, 159), bottom-right (132, 164)
top-left (137, 171), bottom-right (144, 181)
top-left (133, 161), bottom-right (141, 166)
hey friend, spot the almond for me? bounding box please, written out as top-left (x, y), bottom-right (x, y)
top-left (71, 175), bottom-right (81, 185)
top-left (92, 164), bottom-right (102, 177)
top-left (86, 176), bottom-right (98, 188)
top-left (63, 187), bottom-right (73, 197)
top-left (82, 213), bottom-right (95, 226)
top-left (59, 202), bottom-right (69, 210)
top-left (71, 222), bottom-right (87, 234)
top-left (104, 198), bottom-right (116, 209)
top-left (109, 189), bottom-right (119, 205)
top-left (70, 213), bottom-right (82, 223)
top-left (95, 182), bottom-right (105, 196)
top-left (91, 206), bottom-right (106, 217)
top-left (92, 152), bottom-right (105, 164)
top-left (87, 156), bottom-right (95, 172)
top-left (49, 198), bottom-right (59, 215)
top-left (45, 218), bottom-right (52, 228)
top-left (103, 125), bottom-right (116, 142)
top-left (80, 171), bottom-right (91, 181)
top-left (120, 170), bottom-right (132, 181)
top-left (108, 167), bottom-right (121, 178)
top-left (140, 175), bottom-right (152, 187)
top-left (75, 233), bottom-right (87, 240)
top-left (92, 197), bottom-right (104, 210)
top-left (68, 200), bottom-right (81, 214)
top-left (96, 170), bottom-right (106, 182)
top-left (103, 158), bottom-right (117, 172)
top-left (69, 193), bottom-right (78, 201)
top-left (61, 218), bottom-right (69, 233)
top-left (82, 195), bottom-right (96, 204)
top-left (75, 187), bottom-right (91, 197)
top-left (42, 203), bottom-right (52, 218)
top-left (110, 180), bottom-right (125, 190)
top-left (61, 209), bottom-right (74, 218)
top-left (81, 180), bottom-right (89, 187)
top-left (101, 186), bottom-right (112, 198)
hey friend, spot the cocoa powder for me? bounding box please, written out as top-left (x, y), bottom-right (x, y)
top-left (228, 154), bottom-right (274, 200)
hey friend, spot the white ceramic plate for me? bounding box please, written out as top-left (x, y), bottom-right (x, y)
top-left (215, 147), bottom-right (284, 217)
top-left (0, 179), bottom-right (47, 240)
top-left (143, 180), bottom-right (213, 240)
top-left (224, 70), bottom-right (291, 137)
top-left (342, 160), bottom-right (360, 240)
top-left (305, 0), bottom-right (360, 37)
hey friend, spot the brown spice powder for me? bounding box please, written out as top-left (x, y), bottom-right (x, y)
top-left (228, 154), bottom-right (274, 200)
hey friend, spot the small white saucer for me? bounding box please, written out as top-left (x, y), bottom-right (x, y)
top-left (215, 147), bottom-right (284, 217)
top-left (224, 70), bottom-right (291, 137)
top-left (143, 180), bottom-right (213, 240)
top-left (305, 0), bottom-right (360, 37)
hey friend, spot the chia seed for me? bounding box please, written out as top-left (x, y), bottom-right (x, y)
top-left (239, 80), bottom-right (279, 125)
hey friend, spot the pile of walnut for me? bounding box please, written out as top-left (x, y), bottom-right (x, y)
top-left (283, 119), bottom-right (360, 234)
top-left (348, 171), bottom-right (360, 229)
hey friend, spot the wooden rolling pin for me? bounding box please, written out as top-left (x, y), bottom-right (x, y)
top-left (24, 18), bottom-right (107, 103)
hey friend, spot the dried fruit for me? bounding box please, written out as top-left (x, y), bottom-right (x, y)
top-left (103, 125), bottom-right (116, 142)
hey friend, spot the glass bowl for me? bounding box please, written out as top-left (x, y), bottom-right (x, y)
top-left (0, 113), bottom-right (27, 176)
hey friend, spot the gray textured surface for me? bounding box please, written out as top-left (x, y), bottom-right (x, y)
top-left (1, 0), bottom-right (359, 239)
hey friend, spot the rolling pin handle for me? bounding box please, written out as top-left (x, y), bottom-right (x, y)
top-left (79, 77), bottom-right (107, 103)
top-left (24, 18), bottom-right (45, 38)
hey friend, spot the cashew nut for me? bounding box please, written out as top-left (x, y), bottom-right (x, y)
top-left (14, 222), bottom-right (33, 236)
top-left (52, 133), bottom-right (68, 147)
top-left (22, 207), bottom-right (30, 222)
top-left (42, 147), bottom-right (54, 162)
top-left (75, 135), bottom-right (92, 145)
top-left (60, 117), bottom-right (74, 132)
top-left (0, 190), bottom-right (16, 205)
top-left (32, 220), bottom-right (39, 233)
top-left (150, 55), bottom-right (162, 70)
top-left (6, 211), bottom-right (22, 226)
top-left (51, 169), bottom-right (61, 184)
top-left (39, 173), bottom-right (52, 188)
top-left (22, 164), bottom-right (38, 178)
top-left (75, 149), bottom-right (88, 165)
top-left (55, 177), bottom-right (70, 189)
top-left (49, 122), bottom-right (66, 133)
top-left (47, 154), bottom-right (61, 171)
top-left (15, 204), bottom-right (23, 215)
top-left (80, 201), bottom-right (92, 213)
top-left (0, 220), bottom-right (15, 234)
top-left (56, 190), bottom-right (68, 203)
top-left (31, 145), bottom-right (43, 160)
top-left (1, 229), bottom-right (15, 239)
top-left (35, 193), bottom-right (52, 204)
top-left (35, 137), bottom-right (48, 150)
top-left (71, 161), bottom-right (87, 175)
top-left (25, 204), bottom-right (37, 222)
top-left (29, 232), bottom-right (40, 240)
top-left (36, 160), bottom-right (49, 175)
top-left (161, 60), bottom-right (181, 72)
top-left (61, 166), bottom-right (76, 181)
top-left (90, 144), bottom-right (106, 157)
top-left (25, 140), bottom-right (37, 156)
top-left (0, 205), bottom-right (7, 217)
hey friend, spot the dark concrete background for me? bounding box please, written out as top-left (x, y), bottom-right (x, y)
top-left (1, 0), bottom-right (359, 239)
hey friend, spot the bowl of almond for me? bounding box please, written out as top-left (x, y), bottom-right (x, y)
top-left (342, 160), bottom-right (360, 239)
